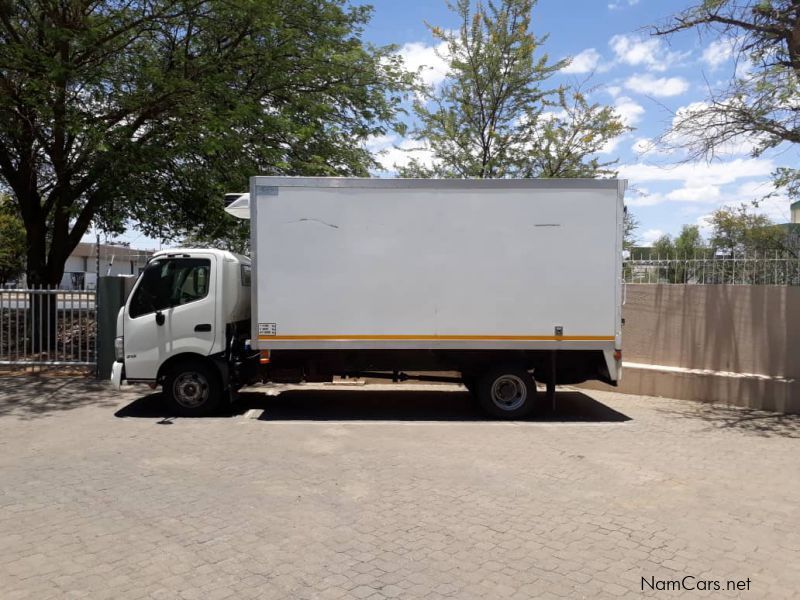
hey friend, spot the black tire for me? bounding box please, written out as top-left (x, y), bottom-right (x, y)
top-left (476, 365), bottom-right (537, 419)
top-left (163, 361), bottom-right (223, 417)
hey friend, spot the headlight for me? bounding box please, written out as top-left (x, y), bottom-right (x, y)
top-left (114, 336), bottom-right (124, 362)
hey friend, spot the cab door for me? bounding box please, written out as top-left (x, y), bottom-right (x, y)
top-left (123, 254), bottom-right (217, 380)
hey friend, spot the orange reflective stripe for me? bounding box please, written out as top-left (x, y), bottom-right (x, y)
top-left (257, 334), bottom-right (615, 341)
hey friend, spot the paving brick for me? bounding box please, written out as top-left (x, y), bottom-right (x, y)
top-left (0, 379), bottom-right (798, 599)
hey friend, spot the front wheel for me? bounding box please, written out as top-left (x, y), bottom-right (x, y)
top-left (476, 366), bottom-right (537, 419)
top-left (164, 362), bottom-right (223, 417)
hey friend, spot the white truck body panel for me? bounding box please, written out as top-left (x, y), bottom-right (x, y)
top-left (249, 177), bottom-right (625, 354)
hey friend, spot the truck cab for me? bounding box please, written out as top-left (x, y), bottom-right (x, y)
top-left (111, 249), bottom-right (252, 415)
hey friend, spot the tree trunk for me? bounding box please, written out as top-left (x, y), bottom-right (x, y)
top-left (27, 289), bottom-right (58, 357)
top-left (24, 216), bottom-right (70, 356)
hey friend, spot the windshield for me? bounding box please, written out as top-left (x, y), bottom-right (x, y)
top-left (129, 257), bottom-right (211, 318)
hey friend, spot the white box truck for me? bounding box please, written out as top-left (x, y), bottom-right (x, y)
top-left (111, 177), bottom-right (625, 418)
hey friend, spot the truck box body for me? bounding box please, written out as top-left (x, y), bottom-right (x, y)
top-left (112, 176), bottom-right (626, 417)
top-left (249, 177), bottom-right (625, 354)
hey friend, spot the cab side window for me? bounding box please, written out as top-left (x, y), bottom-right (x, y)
top-left (129, 258), bottom-right (211, 318)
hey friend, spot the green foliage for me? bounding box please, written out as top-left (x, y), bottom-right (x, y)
top-left (772, 167), bottom-right (800, 200)
top-left (645, 226), bottom-right (707, 257)
top-left (674, 225), bottom-right (705, 257)
top-left (518, 87), bottom-right (630, 178)
top-left (400, 0), bottom-right (629, 179)
top-left (0, 0), bottom-right (412, 284)
top-left (623, 210), bottom-right (639, 250)
top-left (182, 215), bottom-right (250, 255)
top-left (651, 234), bottom-right (675, 258)
top-left (640, 226), bottom-right (707, 283)
top-left (0, 195), bottom-right (25, 285)
top-left (708, 204), bottom-right (793, 255)
top-left (653, 1), bottom-right (799, 199)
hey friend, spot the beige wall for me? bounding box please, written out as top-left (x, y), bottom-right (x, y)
top-left (622, 284), bottom-right (799, 378)
top-left (581, 285), bottom-right (799, 414)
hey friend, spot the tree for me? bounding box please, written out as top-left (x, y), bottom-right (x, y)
top-left (182, 214), bottom-right (250, 255)
top-left (0, 195), bottom-right (25, 285)
top-left (623, 209), bottom-right (639, 250)
top-left (674, 224), bottom-right (705, 257)
top-left (517, 86), bottom-right (630, 178)
top-left (648, 233), bottom-right (676, 282)
top-left (653, 1), bottom-right (800, 199)
top-left (650, 225), bottom-right (708, 283)
top-left (708, 203), bottom-right (794, 255)
top-left (651, 234), bottom-right (675, 258)
top-left (400, 0), bottom-right (628, 178)
top-left (0, 0), bottom-right (411, 289)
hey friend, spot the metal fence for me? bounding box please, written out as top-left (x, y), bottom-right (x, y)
top-left (0, 288), bottom-right (96, 368)
top-left (0, 254), bottom-right (796, 370)
top-left (623, 254), bottom-right (800, 286)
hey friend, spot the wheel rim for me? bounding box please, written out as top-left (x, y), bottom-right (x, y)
top-left (173, 371), bottom-right (210, 408)
top-left (490, 374), bottom-right (527, 411)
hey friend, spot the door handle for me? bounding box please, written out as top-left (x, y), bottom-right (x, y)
top-left (155, 311), bottom-right (165, 326)
top-left (194, 323), bottom-right (212, 332)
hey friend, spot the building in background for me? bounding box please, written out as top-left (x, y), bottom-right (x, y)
top-left (61, 243), bottom-right (154, 290)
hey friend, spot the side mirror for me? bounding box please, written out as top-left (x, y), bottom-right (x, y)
top-left (155, 311), bottom-right (165, 326)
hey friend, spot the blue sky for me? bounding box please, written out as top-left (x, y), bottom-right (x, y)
top-left (361, 0), bottom-right (798, 245)
top-left (108, 0), bottom-right (798, 249)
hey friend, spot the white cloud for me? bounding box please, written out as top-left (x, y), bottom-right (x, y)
top-left (618, 157), bottom-right (774, 188)
top-left (609, 33), bottom-right (687, 72)
top-left (702, 37), bottom-right (737, 69)
top-left (539, 109), bottom-right (568, 123)
top-left (641, 229), bottom-right (665, 244)
top-left (365, 134), bottom-right (395, 154)
top-left (398, 40), bottom-right (450, 87)
top-left (562, 48), bottom-right (604, 74)
top-left (608, 0), bottom-right (639, 10)
top-left (613, 96), bottom-right (645, 126)
top-left (626, 187), bottom-right (664, 207)
top-left (631, 137), bottom-right (667, 156)
top-left (696, 214), bottom-right (715, 239)
top-left (695, 180), bottom-right (792, 237)
top-left (667, 101), bottom-right (764, 157)
top-left (624, 74), bottom-right (689, 97)
top-left (735, 56), bottom-right (755, 79)
top-left (366, 134), bottom-right (435, 173)
top-left (631, 184), bottom-right (743, 207)
top-left (733, 180), bottom-right (792, 223)
top-left (599, 136), bottom-right (624, 155)
top-left (665, 184), bottom-right (721, 203)
top-left (632, 138), bottom-right (651, 154)
top-left (626, 174), bottom-right (788, 219)
top-left (606, 85), bottom-right (622, 98)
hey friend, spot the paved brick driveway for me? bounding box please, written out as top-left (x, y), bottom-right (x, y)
top-left (0, 378), bottom-right (798, 599)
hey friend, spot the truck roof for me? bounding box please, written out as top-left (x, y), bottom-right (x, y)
top-left (152, 248), bottom-right (250, 264)
top-left (225, 177), bottom-right (628, 220)
top-left (251, 176), bottom-right (626, 191)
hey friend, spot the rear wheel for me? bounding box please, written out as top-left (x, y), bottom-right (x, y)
top-left (476, 366), bottom-right (537, 419)
top-left (164, 361), bottom-right (223, 417)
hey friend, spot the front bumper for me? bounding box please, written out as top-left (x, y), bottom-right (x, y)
top-left (110, 361), bottom-right (125, 390)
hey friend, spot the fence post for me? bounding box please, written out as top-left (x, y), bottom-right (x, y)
top-left (96, 277), bottom-right (127, 379)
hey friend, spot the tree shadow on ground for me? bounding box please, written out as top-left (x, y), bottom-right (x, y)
top-left (0, 376), bottom-right (118, 419)
top-left (656, 403), bottom-right (800, 438)
top-left (115, 387), bottom-right (631, 423)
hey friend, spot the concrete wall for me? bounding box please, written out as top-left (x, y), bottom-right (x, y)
top-left (581, 285), bottom-right (800, 414)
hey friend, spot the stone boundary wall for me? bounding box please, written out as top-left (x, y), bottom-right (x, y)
top-left (580, 284), bottom-right (799, 414)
